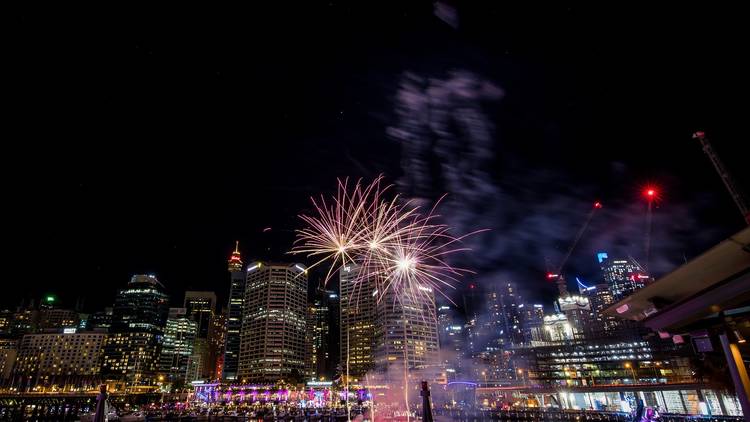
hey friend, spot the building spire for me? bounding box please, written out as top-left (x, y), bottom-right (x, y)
top-left (228, 241), bottom-right (243, 272)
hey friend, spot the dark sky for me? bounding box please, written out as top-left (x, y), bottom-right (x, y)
top-left (5, 3), bottom-right (748, 311)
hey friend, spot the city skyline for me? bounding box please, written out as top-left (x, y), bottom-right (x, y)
top-left (2, 3), bottom-right (749, 419)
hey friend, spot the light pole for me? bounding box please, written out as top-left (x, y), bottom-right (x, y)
top-left (517, 369), bottom-right (526, 387)
top-left (624, 363), bottom-right (637, 384)
top-left (652, 362), bottom-right (661, 382)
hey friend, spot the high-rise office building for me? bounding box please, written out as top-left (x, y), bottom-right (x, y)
top-left (184, 291), bottom-right (216, 379)
top-left (556, 295), bottom-right (592, 340)
top-left (13, 330), bottom-right (106, 390)
top-left (598, 253), bottom-right (648, 300)
top-left (305, 289), bottom-right (338, 379)
top-left (208, 311), bottom-right (227, 380)
top-left (238, 262), bottom-right (307, 383)
top-left (519, 303), bottom-right (545, 343)
top-left (487, 282), bottom-right (525, 346)
top-left (339, 264), bottom-right (377, 380)
top-left (184, 292), bottom-right (216, 338)
top-left (584, 283), bottom-right (621, 337)
top-left (374, 280), bottom-right (439, 375)
top-left (223, 242), bottom-right (245, 381)
top-left (159, 308), bottom-right (197, 385)
top-left (437, 303), bottom-right (464, 380)
top-left (102, 275), bottom-right (169, 388)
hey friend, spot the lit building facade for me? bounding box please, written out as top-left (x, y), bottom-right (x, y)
top-left (598, 253), bottom-right (648, 300)
top-left (238, 262), bottom-right (307, 383)
top-left (339, 265), bottom-right (377, 380)
top-left (0, 310), bottom-right (14, 336)
top-left (223, 242), bottom-right (245, 381)
top-left (38, 308), bottom-right (79, 330)
top-left (584, 283), bottom-right (624, 337)
top-left (10, 308), bottom-right (39, 337)
top-left (437, 303), bottom-right (464, 380)
top-left (184, 291), bottom-right (216, 379)
top-left (208, 311), bottom-right (226, 380)
top-left (374, 281), bottom-right (439, 375)
top-left (159, 308), bottom-right (197, 385)
top-left (519, 303), bottom-right (545, 343)
top-left (556, 295), bottom-right (592, 340)
top-left (0, 339), bottom-right (18, 381)
top-left (305, 289), bottom-right (338, 380)
top-left (102, 275), bottom-right (169, 388)
top-left (12, 330), bottom-right (106, 391)
top-left (87, 308), bottom-right (113, 331)
top-left (520, 340), bottom-right (693, 387)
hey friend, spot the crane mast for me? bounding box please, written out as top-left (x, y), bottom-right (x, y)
top-left (693, 131), bottom-right (750, 225)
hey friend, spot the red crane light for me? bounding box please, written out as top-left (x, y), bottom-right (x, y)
top-left (643, 186), bottom-right (659, 201)
top-left (594, 202), bottom-right (602, 209)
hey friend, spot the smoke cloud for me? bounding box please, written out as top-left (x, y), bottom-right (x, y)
top-left (387, 69), bottom-right (721, 304)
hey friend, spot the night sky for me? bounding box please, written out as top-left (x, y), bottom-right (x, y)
top-left (5, 3), bottom-right (748, 312)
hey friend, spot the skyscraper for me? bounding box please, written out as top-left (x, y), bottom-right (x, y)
top-left (437, 303), bottom-right (464, 380)
top-left (184, 291), bottom-right (216, 379)
top-left (519, 303), bottom-right (545, 343)
top-left (238, 262), bottom-right (307, 383)
top-left (223, 242), bottom-right (245, 381)
top-left (159, 308), bottom-right (197, 385)
top-left (305, 289), bottom-right (338, 380)
top-left (208, 311), bottom-right (227, 381)
top-left (102, 275), bottom-right (169, 388)
top-left (184, 292), bottom-right (216, 339)
top-left (339, 265), bottom-right (377, 380)
top-left (374, 281), bottom-right (439, 375)
top-left (598, 253), bottom-right (649, 300)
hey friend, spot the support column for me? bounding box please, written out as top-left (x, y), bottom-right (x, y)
top-left (719, 333), bottom-right (750, 417)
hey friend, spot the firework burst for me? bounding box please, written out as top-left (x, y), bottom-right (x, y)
top-left (292, 176), bottom-right (483, 303)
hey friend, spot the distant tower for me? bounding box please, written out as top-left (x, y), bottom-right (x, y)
top-left (222, 241), bottom-right (245, 381)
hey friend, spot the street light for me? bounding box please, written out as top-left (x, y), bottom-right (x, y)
top-left (653, 362), bottom-right (661, 381)
top-left (624, 362), bottom-right (637, 384)
top-left (517, 369), bottom-right (527, 387)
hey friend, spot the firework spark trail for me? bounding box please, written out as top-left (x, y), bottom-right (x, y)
top-left (292, 176), bottom-right (485, 305)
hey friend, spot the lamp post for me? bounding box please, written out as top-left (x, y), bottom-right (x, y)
top-left (652, 362), bottom-right (661, 382)
top-left (517, 369), bottom-right (526, 387)
top-left (624, 363), bottom-right (637, 384)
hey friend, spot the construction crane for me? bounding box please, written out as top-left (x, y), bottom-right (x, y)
top-left (547, 201), bottom-right (602, 297)
top-left (693, 131), bottom-right (750, 225)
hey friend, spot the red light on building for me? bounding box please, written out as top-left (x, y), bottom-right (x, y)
top-left (547, 273), bottom-right (558, 279)
top-left (594, 202), bottom-right (602, 209)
